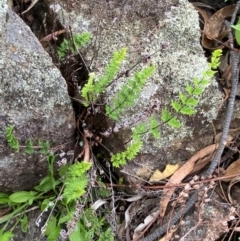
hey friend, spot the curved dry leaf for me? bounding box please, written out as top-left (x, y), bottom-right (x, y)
top-left (149, 164), bottom-right (180, 182)
top-left (124, 194), bottom-right (144, 202)
top-left (204, 5), bottom-right (235, 39)
top-left (227, 179), bottom-right (240, 204)
top-left (91, 199), bottom-right (107, 211)
top-left (133, 211), bottom-right (159, 239)
top-left (195, 4), bottom-right (236, 49)
top-left (222, 159), bottom-right (240, 182)
top-left (125, 202), bottom-right (134, 229)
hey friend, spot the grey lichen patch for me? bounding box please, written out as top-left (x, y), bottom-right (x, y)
top-left (0, 0), bottom-right (7, 35)
top-left (0, 9), bottom-right (71, 117)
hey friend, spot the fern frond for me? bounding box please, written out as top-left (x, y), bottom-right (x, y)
top-left (111, 141), bottom-right (142, 167)
top-left (58, 32), bottom-right (91, 59)
top-left (25, 139), bottom-right (34, 155)
top-left (106, 65), bottom-right (155, 120)
top-left (81, 73), bottom-right (95, 106)
top-left (161, 108), bottom-right (172, 122)
top-left (63, 162), bottom-right (92, 203)
top-left (94, 48), bottom-right (127, 94)
top-left (63, 176), bottom-right (88, 203)
top-left (81, 48), bottom-right (127, 107)
top-left (168, 117), bottom-right (182, 128)
top-left (149, 115), bottom-right (161, 139)
top-left (132, 123), bottom-right (147, 141)
top-left (5, 126), bottom-right (19, 152)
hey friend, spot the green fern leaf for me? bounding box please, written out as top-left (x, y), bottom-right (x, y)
top-left (149, 115), bottom-right (160, 138)
top-left (81, 73), bottom-right (95, 106)
top-left (63, 162), bottom-right (92, 203)
top-left (193, 77), bottom-right (201, 86)
top-left (186, 84), bottom-right (195, 95)
top-left (167, 117), bottom-right (181, 128)
top-left (171, 100), bottom-right (182, 112)
top-left (108, 65), bottom-right (154, 120)
top-left (192, 88), bottom-right (204, 95)
top-left (111, 141), bottom-right (142, 167)
top-left (179, 92), bottom-right (187, 104)
top-left (185, 97), bottom-right (199, 106)
top-left (199, 78), bottom-right (210, 86)
top-left (73, 32), bottom-right (91, 50)
top-left (203, 69), bottom-right (217, 78)
top-left (132, 123), bottom-right (147, 140)
top-left (180, 106), bottom-right (196, 115)
top-left (95, 48), bottom-right (127, 93)
top-left (25, 139), bottom-right (34, 155)
top-left (161, 108), bottom-right (172, 122)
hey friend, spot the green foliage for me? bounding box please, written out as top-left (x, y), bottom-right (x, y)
top-left (25, 139), bottom-right (34, 155)
top-left (232, 17), bottom-right (240, 45)
top-left (63, 162), bottom-right (92, 203)
top-left (69, 208), bottom-right (114, 241)
top-left (162, 49), bottom-right (222, 129)
top-left (0, 231), bottom-right (14, 241)
top-left (81, 47), bottom-right (127, 106)
top-left (109, 49), bottom-right (222, 167)
top-left (106, 65), bottom-right (155, 120)
top-left (5, 125), bottom-right (19, 152)
top-left (38, 140), bottom-right (50, 155)
top-left (58, 32), bottom-right (91, 59)
top-left (111, 140), bottom-right (142, 167)
top-left (2, 127), bottom-right (113, 241)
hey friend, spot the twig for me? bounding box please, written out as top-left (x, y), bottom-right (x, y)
top-left (21, 0), bottom-right (39, 15)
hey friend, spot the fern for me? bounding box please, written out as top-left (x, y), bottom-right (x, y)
top-left (25, 139), bottom-right (34, 155)
top-left (81, 73), bottom-right (95, 106)
top-left (58, 32), bottom-right (91, 59)
top-left (111, 140), bottom-right (142, 167)
top-left (106, 65), bottom-right (155, 120)
top-left (163, 49), bottom-right (222, 129)
top-left (110, 49), bottom-right (222, 167)
top-left (81, 48), bottom-right (127, 106)
top-left (38, 140), bottom-right (50, 155)
top-left (5, 126), bottom-right (19, 152)
top-left (63, 162), bottom-right (92, 203)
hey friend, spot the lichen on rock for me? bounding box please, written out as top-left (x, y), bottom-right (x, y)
top-left (0, 4), bottom-right (75, 192)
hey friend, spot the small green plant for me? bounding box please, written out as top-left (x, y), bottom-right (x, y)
top-left (58, 32), bottom-right (91, 59)
top-left (81, 48), bottom-right (222, 167)
top-left (105, 65), bottom-right (155, 120)
top-left (5, 125), bottom-right (19, 152)
top-left (81, 47), bottom-right (127, 106)
top-left (1, 126), bottom-right (114, 241)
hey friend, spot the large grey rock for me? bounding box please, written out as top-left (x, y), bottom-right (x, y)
top-left (0, 1), bottom-right (75, 192)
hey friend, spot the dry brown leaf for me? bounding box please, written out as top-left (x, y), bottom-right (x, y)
top-left (149, 164), bottom-right (180, 182)
top-left (222, 159), bottom-right (240, 182)
top-left (227, 180), bottom-right (240, 204)
top-left (189, 155), bottom-right (214, 175)
top-left (214, 127), bottom-right (240, 144)
top-left (195, 4), bottom-right (236, 49)
top-left (159, 144), bottom-right (219, 219)
top-left (204, 5), bottom-right (235, 39)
